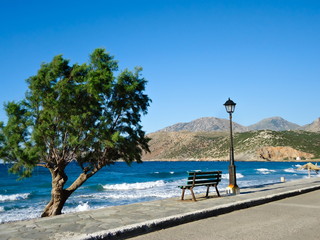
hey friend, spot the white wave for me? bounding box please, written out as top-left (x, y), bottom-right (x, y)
top-left (284, 168), bottom-right (297, 173)
top-left (0, 206), bottom-right (41, 224)
top-left (222, 173), bottom-right (244, 179)
top-left (75, 201), bottom-right (90, 211)
top-left (78, 187), bottom-right (180, 200)
top-left (106, 191), bottom-right (178, 200)
top-left (0, 206), bottom-right (4, 212)
top-left (78, 180), bottom-right (185, 201)
top-left (256, 168), bottom-right (276, 174)
top-left (153, 171), bottom-right (174, 174)
top-left (237, 173), bottom-right (245, 178)
top-left (302, 175), bottom-right (320, 179)
top-left (103, 180), bottom-right (166, 190)
top-left (62, 201), bottom-right (94, 215)
top-left (0, 193), bottom-right (30, 202)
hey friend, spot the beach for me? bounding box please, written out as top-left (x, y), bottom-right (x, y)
top-left (1, 177), bottom-right (320, 240)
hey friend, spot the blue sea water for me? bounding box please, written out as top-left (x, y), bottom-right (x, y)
top-left (0, 161), bottom-right (315, 223)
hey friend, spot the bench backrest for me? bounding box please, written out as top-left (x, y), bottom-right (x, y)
top-left (187, 171), bottom-right (222, 187)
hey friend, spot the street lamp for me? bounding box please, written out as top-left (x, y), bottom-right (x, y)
top-left (224, 98), bottom-right (240, 195)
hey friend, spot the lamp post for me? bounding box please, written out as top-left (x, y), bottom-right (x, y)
top-left (224, 98), bottom-right (240, 195)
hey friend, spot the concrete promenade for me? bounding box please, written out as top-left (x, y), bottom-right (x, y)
top-left (130, 187), bottom-right (320, 240)
top-left (1, 177), bottom-right (320, 240)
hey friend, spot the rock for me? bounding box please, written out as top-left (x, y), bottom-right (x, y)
top-left (257, 146), bottom-right (314, 161)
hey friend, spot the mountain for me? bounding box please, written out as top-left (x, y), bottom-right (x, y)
top-left (157, 116), bottom-right (320, 133)
top-left (301, 118), bottom-right (320, 132)
top-left (158, 117), bottom-right (249, 132)
top-left (248, 117), bottom-right (300, 131)
top-left (143, 130), bottom-right (320, 161)
top-left (145, 117), bottom-right (320, 161)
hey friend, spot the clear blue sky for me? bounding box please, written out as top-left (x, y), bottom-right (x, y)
top-left (0, 0), bottom-right (319, 133)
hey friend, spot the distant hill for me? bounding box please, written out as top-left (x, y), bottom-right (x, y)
top-left (145, 117), bottom-right (320, 161)
top-left (301, 118), bottom-right (320, 132)
top-left (248, 117), bottom-right (300, 131)
top-left (157, 116), bottom-right (320, 133)
top-left (158, 117), bottom-right (249, 132)
top-left (143, 130), bottom-right (320, 161)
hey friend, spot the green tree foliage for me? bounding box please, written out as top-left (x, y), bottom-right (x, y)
top-left (0, 48), bottom-right (151, 217)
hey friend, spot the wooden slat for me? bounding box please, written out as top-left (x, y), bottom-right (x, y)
top-left (185, 171), bottom-right (221, 185)
top-left (187, 179), bottom-right (220, 184)
top-left (188, 171), bottom-right (221, 175)
top-left (188, 171), bottom-right (221, 174)
top-left (194, 179), bottom-right (220, 184)
top-left (188, 175), bottom-right (221, 180)
top-left (188, 174), bottom-right (220, 179)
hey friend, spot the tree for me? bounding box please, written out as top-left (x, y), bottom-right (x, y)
top-left (0, 48), bottom-right (151, 217)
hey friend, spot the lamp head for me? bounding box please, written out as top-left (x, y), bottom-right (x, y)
top-left (224, 98), bottom-right (236, 113)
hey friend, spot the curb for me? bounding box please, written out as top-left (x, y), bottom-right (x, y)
top-left (74, 184), bottom-right (320, 240)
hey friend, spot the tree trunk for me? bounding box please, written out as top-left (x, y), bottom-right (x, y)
top-left (41, 167), bottom-right (98, 217)
top-left (41, 168), bottom-right (72, 217)
top-left (41, 189), bottom-right (71, 217)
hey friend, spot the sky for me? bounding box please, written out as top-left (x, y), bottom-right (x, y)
top-left (0, 0), bottom-right (319, 133)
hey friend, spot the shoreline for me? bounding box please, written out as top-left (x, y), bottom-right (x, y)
top-left (142, 158), bottom-right (320, 162)
top-left (2, 172), bottom-right (319, 226)
top-left (1, 161), bottom-right (319, 226)
top-left (1, 177), bottom-right (320, 240)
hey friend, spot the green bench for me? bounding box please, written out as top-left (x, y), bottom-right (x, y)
top-left (179, 171), bottom-right (222, 201)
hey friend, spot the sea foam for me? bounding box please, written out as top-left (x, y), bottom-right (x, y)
top-left (105, 191), bottom-right (178, 200)
top-left (256, 168), bottom-right (276, 174)
top-left (103, 180), bottom-right (166, 190)
top-left (0, 193), bottom-right (30, 202)
top-left (222, 173), bottom-right (244, 179)
top-left (284, 168), bottom-right (297, 173)
top-left (0, 206), bottom-right (41, 223)
top-left (76, 202), bottom-right (90, 211)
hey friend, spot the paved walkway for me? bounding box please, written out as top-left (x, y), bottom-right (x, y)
top-left (130, 187), bottom-right (320, 240)
top-left (1, 177), bottom-right (320, 240)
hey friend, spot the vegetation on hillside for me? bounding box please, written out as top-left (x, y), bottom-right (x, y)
top-left (144, 130), bottom-right (320, 160)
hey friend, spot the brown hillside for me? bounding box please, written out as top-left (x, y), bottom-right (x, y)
top-left (142, 131), bottom-right (318, 161)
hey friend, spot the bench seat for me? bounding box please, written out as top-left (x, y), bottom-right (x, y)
top-left (179, 171), bottom-right (222, 201)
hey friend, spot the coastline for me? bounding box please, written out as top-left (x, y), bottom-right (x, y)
top-left (1, 177), bottom-right (320, 240)
top-left (1, 160), bottom-right (318, 225)
top-left (142, 158), bottom-right (320, 162)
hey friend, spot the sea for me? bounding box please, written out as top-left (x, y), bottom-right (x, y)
top-left (0, 161), bottom-right (316, 224)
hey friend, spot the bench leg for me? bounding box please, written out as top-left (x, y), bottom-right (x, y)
top-left (206, 186), bottom-right (210, 198)
top-left (215, 185), bottom-right (221, 197)
top-left (181, 188), bottom-right (186, 200)
top-left (190, 188), bottom-right (196, 201)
